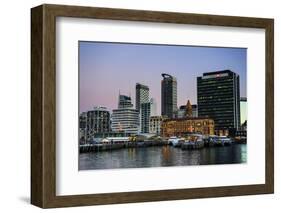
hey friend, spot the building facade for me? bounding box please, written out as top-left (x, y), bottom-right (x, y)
top-left (118, 94), bottom-right (133, 109)
top-left (161, 117), bottom-right (215, 137)
top-left (140, 102), bottom-right (151, 133)
top-left (112, 94), bottom-right (139, 133)
top-left (86, 106), bottom-right (111, 140)
top-left (197, 70), bottom-right (240, 135)
top-left (139, 98), bottom-right (157, 133)
top-left (161, 73), bottom-right (177, 118)
top-left (149, 116), bottom-right (166, 135)
top-left (79, 112), bottom-right (87, 144)
top-left (111, 108), bottom-right (140, 133)
top-left (135, 83), bottom-right (149, 112)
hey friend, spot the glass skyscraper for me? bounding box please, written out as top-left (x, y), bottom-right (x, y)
top-left (135, 83), bottom-right (149, 112)
top-left (161, 73), bottom-right (177, 118)
top-left (140, 102), bottom-right (151, 133)
top-left (197, 70), bottom-right (241, 135)
top-left (140, 98), bottom-right (157, 133)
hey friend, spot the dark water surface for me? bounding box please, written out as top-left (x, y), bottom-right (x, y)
top-left (79, 144), bottom-right (247, 170)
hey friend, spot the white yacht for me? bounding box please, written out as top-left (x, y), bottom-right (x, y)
top-left (219, 136), bottom-right (232, 145)
top-left (168, 136), bottom-right (183, 147)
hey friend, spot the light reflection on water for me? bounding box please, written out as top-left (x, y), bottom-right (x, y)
top-left (79, 144), bottom-right (247, 170)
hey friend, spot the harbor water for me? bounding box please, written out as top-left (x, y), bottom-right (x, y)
top-left (79, 144), bottom-right (247, 170)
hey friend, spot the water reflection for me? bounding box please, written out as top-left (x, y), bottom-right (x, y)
top-left (79, 144), bottom-right (247, 170)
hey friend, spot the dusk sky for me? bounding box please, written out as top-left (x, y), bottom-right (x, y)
top-left (79, 41), bottom-right (247, 115)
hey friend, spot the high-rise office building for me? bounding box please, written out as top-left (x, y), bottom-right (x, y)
top-left (86, 106), bottom-right (111, 139)
top-left (111, 108), bottom-right (140, 133)
top-left (135, 83), bottom-right (149, 112)
top-left (118, 94), bottom-right (133, 109)
top-left (161, 73), bottom-right (177, 118)
top-left (197, 70), bottom-right (241, 135)
top-left (140, 102), bottom-right (151, 133)
top-left (112, 94), bottom-right (139, 133)
top-left (140, 98), bottom-right (157, 133)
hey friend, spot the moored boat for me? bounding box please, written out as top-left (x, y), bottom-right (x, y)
top-left (181, 134), bottom-right (204, 150)
top-left (168, 136), bottom-right (184, 147)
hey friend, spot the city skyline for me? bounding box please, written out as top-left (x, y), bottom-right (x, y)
top-left (79, 41), bottom-right (247, 115)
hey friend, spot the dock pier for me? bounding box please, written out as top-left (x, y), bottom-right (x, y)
top-left (80, 136), bottom-right (244, 153)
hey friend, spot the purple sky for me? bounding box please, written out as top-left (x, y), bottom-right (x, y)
top-left (79, 41), bottom-right (247, 115)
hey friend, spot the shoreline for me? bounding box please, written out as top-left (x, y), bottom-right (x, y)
top-left (79, 139), bottom-right (246, 153)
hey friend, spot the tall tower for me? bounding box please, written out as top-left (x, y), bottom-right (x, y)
top-left (140, 98), bottom-right (158, 133)
top-left (140, 102), bottom-right (151, 133)
top-left (135, 83), bottom-right (149, 112)
top-left (197, 70), bottom-right (241, 135)
top-left (161, 73), bottom-right (177, 118)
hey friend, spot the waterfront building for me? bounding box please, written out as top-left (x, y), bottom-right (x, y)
top-left (86, 106), bottom-right (110, 140)
top-left (112, 94), bottom-right (139, 133)
top-left (79, 112), bottom-right (87, 144)
top-left (140, 98), bottom-right (157, 133)
top-left (161, 73), bottom-right (177, 118)
top-left (111, 108), bottom-right (140, 133)
top-left (197, 70), bottom-right (240, 135)
top-left (118, 94), bottom-right (133, 109)
top-left (149, 115), bottom-right (166, 135)
top-left (161, 117), bottom-right (215, 137)
top-left (135, 83), bottom-right (149, 112)
top-left (240, 97), bottom-right (247, 126)
top-left (140, 102), bottom-right (151, 133)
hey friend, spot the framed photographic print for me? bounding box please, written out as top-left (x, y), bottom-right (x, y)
top-left (31, 4), bottom-right (274, 208)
